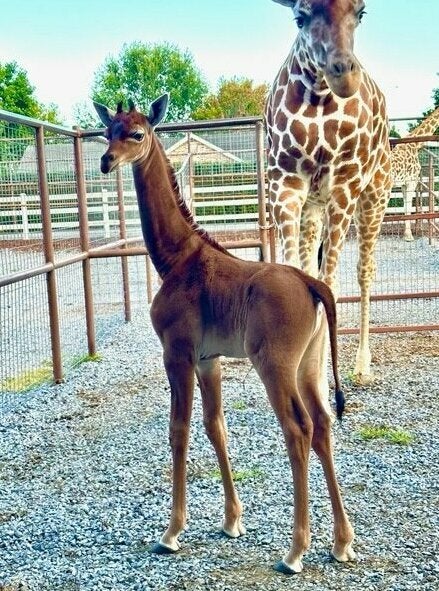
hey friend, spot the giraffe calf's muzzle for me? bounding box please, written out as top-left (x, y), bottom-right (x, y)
top-left (100, 152), bottom-right (116, 174)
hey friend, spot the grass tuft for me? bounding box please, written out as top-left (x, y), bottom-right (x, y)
top-left (358, 425), bottom-right (415, 445)
top-left (1, 361), bottom-right (53, 393)
top-left (207, 467), bottom-right (265, 482)
top-left (72, 353), bottom-right (102, 366)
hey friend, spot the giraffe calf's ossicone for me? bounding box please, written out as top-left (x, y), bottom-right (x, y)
top-left (95, 93), bottom-right (355, 575)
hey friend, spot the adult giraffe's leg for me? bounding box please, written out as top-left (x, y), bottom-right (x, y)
top-left (308, 193), bottom-right (356, 407)
top-left (268, 175), bottom-right (307, 266)
top-left (353, 185), bottom-right (389, 382)
top-left (151, 348), bottom-right (195, 554)
top-left (196, 358), bottom-right (245, 538)
top-left (299, 201), bottom-right (324, 278)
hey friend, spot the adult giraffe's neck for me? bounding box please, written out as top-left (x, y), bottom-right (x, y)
top-left (132, 135), bottom-right (229, 278)
top-left (409, 106), bottom-right (439, 138)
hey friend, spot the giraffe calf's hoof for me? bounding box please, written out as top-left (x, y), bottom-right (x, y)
top-left (274, 559), bottom-right (303, 575)
top-left (222, 518), bottom-right (246, 539)
top-left (331, 543), bottom-right (356, 563)
top-left (150, 541), bottom-right (180, 555)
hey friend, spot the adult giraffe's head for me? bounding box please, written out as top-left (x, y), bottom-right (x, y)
top-left (93, 93), bottom-right (169, 173)
top-left (273, 0), bottom-right (366, 98)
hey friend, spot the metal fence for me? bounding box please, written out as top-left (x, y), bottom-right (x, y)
top-left (0, 110), bottom-right (438, 398)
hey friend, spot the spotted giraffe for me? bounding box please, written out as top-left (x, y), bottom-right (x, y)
top-left (391, 106), bottom-right (439, 241)
top-left (265, 0), bottom-right (391, 384)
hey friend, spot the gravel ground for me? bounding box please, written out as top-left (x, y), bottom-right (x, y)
top-left (0, 310), bottom-right (438, 591)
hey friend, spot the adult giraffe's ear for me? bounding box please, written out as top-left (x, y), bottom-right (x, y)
top-left (93, 102), bottom-right (116, 127)
top-left (148, 93), bottom-right (169, 128)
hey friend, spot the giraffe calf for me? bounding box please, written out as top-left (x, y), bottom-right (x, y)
top-left (94, 94), bottom-right (355, 575)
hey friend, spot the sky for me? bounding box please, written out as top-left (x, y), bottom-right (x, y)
top-left (1, 0), bottom-right (438, 132)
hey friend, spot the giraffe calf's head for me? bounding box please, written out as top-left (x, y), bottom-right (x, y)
top-left (273, 0), bottom-right (365, 98)
top-left (94, 94), bottom-right (169, 173)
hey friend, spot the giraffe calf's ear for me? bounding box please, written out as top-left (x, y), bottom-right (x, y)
top-left (148, 93), bottom-right (169, 128)
top-left (93, 102), bottom-right (115, 127)
top-left (272, 0), bottom-right (297, 8)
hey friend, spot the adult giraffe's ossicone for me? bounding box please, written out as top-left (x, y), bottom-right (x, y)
top-left (94, 94), bottom-right (355, 575)
top-left (266, 0), bottom-right (392, 384)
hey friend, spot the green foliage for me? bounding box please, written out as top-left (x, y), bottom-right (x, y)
top-left (232, 400), bottom-right (248, 411)
top-left (72, 100), bottom-right (101, 129)
top-left (88, 41), bottom-right (208, 124)
top-left (389, 125), bottom-right (401, 138)
top-left (193, 77), bottom-right (269, 120)
top-left (0, 61), bottom-right (61, 164)
top-left (0, 61), bottom-right (60, 122)
top-left (208, 467), bottom-right (265, 482)
top-left (72, 353), bottom-right (103, 367)
top-left (357, 425), bottom-right (415, 445)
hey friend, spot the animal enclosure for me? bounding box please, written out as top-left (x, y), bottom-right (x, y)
top-left (0, 110), bottom-right (438, 397)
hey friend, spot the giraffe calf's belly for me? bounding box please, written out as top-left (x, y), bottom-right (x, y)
top-left (200, 332), bottom-right (247, 360)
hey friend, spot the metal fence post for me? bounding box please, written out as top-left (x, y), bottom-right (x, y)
top-left (427, 153), bottom-right (433, 245)
top-left (255, 120), bottom-right (270, 262)
top-left (73, 134), bottom-right (96, 356)
top-left (116, 168), bottom-right (131, 322)
top-left (35, 126), bottom-right (63, 383)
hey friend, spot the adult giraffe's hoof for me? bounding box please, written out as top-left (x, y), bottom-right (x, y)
top-left (352, 372), bottom-right (374, 387)
top-left (150, 541), bottom-right (180, 555)
top-left (274, 559), bottom-right (303, 575)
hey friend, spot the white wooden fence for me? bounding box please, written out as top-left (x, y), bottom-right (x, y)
top-left (0, 182), bottom-right (437, 239)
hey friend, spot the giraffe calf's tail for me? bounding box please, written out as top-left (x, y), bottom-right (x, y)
top-left (305, 277), bottom-right (345, 421)
top-left (335, 389), bottom-right (345, 421)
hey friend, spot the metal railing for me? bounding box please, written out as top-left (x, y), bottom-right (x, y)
top-left (0, 110), bottom-right (438, 395)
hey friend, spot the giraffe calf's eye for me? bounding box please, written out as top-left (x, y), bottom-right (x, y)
top-left (295, 12), bottom-right (309, 29)
top-left (130, 131), bottom-right (145, 141)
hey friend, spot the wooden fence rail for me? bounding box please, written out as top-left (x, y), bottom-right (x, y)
top-left (1, 183), bottom-right (438, 239)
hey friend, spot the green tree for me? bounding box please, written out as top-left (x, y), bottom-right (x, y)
top-left (389, 125), bottom-right (401, 138)
top-left (0, 61), bottom-right (61, 167)
top-left (192, 77), bottom-right (269, 120)
top-left (0, 61), bottom-right (59, 122)
top-left (89, 41), bottom-right (208, 123)
top-left (73, 100), bottom-right (100, 129)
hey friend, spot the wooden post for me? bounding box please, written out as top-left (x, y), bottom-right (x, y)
top-left (20, 193), bottom-right (29, 240)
